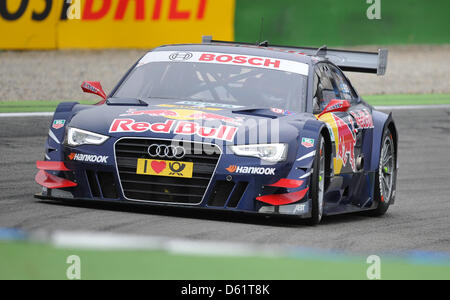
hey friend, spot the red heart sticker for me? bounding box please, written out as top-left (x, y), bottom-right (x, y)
top-left (151, 161), bottom-right (166, 174)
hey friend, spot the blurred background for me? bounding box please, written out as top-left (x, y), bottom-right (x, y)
top-left (0, 0), bottom-right (449, 102)
top-left (0, 0), bottom-right (449, 280)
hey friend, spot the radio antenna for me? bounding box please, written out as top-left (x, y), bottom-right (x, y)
top-left (257, 17), bottom-right (269, 47)
top-left (258, 17), bottom-right (264, 45)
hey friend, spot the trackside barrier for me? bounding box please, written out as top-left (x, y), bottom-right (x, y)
top-left (0, 0), bottom-right (234, 49)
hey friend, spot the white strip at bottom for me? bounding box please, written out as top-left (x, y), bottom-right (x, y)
top-left (24, 230), bottom-right (450, 262)
top-left (45, 231), bottom-right (282, 258)
top-left (0, 112), bottom-right (53, 118)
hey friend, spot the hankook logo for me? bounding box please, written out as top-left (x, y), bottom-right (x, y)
top-left (226, 165), bottom-right (276, 175)
top-left (69, 153), bottom-right (108, 164)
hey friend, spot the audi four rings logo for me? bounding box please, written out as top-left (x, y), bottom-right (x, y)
top-left (169, 52), bottom-right (193, 61)
top-left (148, 144), bottom-right (186, 159)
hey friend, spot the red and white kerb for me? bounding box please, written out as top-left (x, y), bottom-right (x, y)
top-left (137, 51), bottom-right (309, 76)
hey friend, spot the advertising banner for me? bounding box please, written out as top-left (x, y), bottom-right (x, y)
top-left (0, 0), bottom-right (235, 49)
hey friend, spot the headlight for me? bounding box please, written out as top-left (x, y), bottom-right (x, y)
top-left (65, 127), bottom-right (109, 147)
top-left (230, 144), bottom-right (288, 163)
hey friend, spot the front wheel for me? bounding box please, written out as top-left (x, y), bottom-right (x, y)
top-left (370, 128), bottom-right (397, 216)
top-left (306, 136), bottom-right (326, 225)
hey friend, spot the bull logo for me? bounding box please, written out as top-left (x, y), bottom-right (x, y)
top-left (332, 114), bottom-right (357, 172)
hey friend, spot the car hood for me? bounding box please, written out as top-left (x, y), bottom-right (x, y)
top-left (69, 98), bottom-right (315, 145)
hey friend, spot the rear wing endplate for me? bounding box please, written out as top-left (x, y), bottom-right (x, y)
top-left (202, 36), bottom-right (388, 76)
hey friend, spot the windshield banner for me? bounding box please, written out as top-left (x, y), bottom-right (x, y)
top-left (137, 51), bottom-right (310, 76)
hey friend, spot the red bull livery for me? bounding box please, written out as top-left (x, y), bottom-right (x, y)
top-left (34, 37), bottom-right (398, 225)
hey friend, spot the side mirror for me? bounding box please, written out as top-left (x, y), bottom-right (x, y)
top-left (318, 99), bottom-right (351, 118)
top-left (81, 81), bottom-right (107, 100)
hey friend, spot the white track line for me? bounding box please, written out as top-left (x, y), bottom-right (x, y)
top-left (0, 112), bottom-right (53, 118)
top-left (32, 230), bottom-right (450, 263)
top-left (46, 231), bottom-right (282, 257)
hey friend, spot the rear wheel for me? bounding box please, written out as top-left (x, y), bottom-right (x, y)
top-left (370, 128), bottom-right (396, 216)
top-left (307, 136), bottom-right (326, 225)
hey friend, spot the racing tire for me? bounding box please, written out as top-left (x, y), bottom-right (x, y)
top-left (369, 127), bottom-right (397, 216)
top-left (306, 136), bottom-right (326, 225)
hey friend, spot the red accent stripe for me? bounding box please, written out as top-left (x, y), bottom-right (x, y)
top-left (35, 170), bottom-right (77, 189)
top-left (256, 187), bottom-right (309, 206)
top-left (269, 179), bottom-right (304, 188)
top-left (36, 161), bottom-right (70, 171)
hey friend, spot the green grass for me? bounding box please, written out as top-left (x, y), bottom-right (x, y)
top-left (363, 94), bottom-right (450, 106)
top-left (0, 241), bottom-right (449, 280)
top-left (0, 100), bottom-right (97, 113)
top-left (0, 94), bottom-right (449, 113)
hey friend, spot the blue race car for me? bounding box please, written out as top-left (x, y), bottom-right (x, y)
top-left (35, 36), bottom-right (398, 225)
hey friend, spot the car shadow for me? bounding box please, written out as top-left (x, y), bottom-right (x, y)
top-left (37, 199), bottom-right (378, 228)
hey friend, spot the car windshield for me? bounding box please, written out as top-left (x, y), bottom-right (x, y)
top-left (113, 54), bottom-right (308, 112)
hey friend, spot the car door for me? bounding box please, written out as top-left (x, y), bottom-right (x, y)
top-left (328, 64), bottom-right (379, 207)
top-left (329, 64), bottom-right (375, 173)
top-left (314, 62), bottom-right (362, 176)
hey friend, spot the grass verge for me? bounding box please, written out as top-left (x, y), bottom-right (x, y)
top-left (0, 241), bottom-right (449, 280)
top-left (0, 100), bottom-right (97, 113)
top-left (363, 94), bottom-right (450, 106)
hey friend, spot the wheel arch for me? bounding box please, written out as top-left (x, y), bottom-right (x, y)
top-left (370, 112), bottom-right (398, 210)
top-left (386, 119), bottom-right (398, 169)
top-left (319, 126), bottom-right (333, 189)
top-left (370, 111), bottom-right (398, 172)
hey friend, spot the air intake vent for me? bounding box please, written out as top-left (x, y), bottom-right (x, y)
top-left (227, 182), bottom-right (248, 208)
top-left (86, 171), bottom-right (118, 199)
top-left (98, 172), bottom-right (119, 199)
top-left (86, 170), bottom-right (100, 198)
top-left (208, 180), bottom-right (235, 207)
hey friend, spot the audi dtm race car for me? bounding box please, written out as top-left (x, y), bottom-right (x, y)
top-left (35, 36), bottom-right (398, 225)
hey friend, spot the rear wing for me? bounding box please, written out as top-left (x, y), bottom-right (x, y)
top-left (202, 36), bottom-right (388, 76)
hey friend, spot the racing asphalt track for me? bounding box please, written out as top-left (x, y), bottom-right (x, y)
top-left (0, 108), bottom-right (449, 255)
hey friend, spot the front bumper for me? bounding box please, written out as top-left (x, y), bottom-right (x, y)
top-left (36, 138), bottom-right (313, 217)
top-left (34, 192), bottom-right (313, 219)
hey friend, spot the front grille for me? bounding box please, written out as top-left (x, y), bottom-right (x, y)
top-left (115, 138), bottom-right (221, 204)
